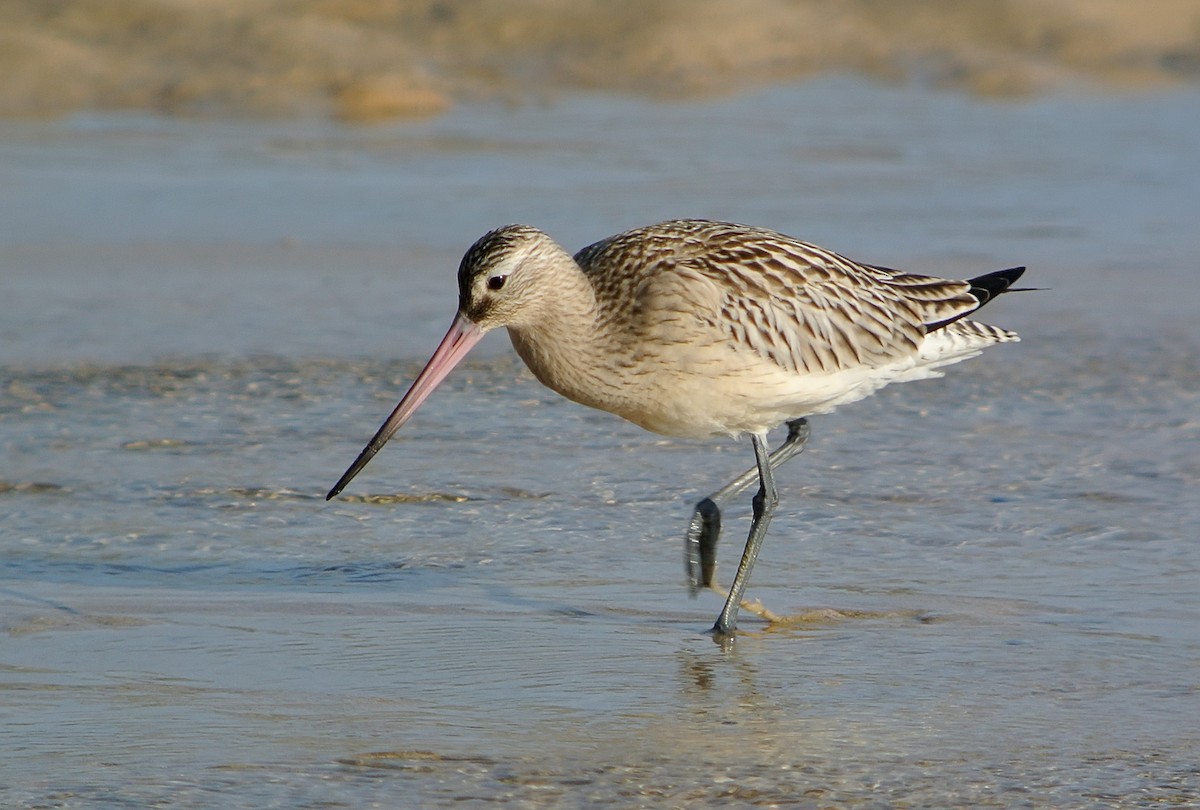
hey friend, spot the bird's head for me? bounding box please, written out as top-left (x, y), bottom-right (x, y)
top-left (326, 224), bottom-right (569, 499)
top-left (456, 224), bottom-right (568, 331)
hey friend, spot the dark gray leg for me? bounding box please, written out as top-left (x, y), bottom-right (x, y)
top-left (685, 418), bottom-right (810, 596)
top-left (710, 432), bottom-right (778, 638)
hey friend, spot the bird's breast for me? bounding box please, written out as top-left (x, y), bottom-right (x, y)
top-left (505, 321), bottom-right (815, 439)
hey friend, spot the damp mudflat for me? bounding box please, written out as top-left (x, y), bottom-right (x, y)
top-left (2, 80), bottom-right (1198, 807)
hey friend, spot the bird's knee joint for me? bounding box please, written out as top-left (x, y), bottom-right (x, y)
top-left (787, 418), bottom-right (810, 441)
top-left (751, 487), bottom-right (778, 516)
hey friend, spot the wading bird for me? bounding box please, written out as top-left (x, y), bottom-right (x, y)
top-left (327, 220), bottom-right (1025, 639)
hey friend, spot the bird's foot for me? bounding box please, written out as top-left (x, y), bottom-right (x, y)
top-left (684, 497), bottom-right (722, 597)
top-left (704, 581), bottom-right (781, 644)
top-left (707, 582), bottom-right (781, 623)
top-left (708, 620), bottom-right (736, 647)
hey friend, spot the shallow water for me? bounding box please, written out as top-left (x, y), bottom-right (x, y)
top-left (2, 80), bottom-right (1199, 807)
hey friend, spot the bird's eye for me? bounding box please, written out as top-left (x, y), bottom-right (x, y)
top-left (487, 275), bottom-right (507, 291)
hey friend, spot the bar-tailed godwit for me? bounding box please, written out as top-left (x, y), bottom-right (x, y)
top-left (327, 219), bottom-right (1025, 638)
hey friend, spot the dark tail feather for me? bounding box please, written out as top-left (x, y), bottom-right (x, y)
top-left (926, 266), bottom-right (1031, 332)
top-left (968, 266), bottom-right (1028, 306)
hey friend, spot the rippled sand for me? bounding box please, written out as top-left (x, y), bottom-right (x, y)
top-left (3, 0), bottom-right (1199, 119)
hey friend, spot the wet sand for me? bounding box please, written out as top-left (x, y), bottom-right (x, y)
top-left (3, 0), bottom-right (1200, 120)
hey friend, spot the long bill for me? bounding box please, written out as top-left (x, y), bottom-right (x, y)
top-left (326, 312), bottom-right (486, 500)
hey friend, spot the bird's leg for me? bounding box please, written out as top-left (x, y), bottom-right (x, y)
top-left (705, 587), bottom-right (783, 624)
top-left (710, 432), bottom-right (779, 638)
top-left (685, 418), bottom-right (809, 595)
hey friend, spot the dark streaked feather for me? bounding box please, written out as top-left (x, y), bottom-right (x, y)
top-left (924, 266), bottom-right (1026, 332)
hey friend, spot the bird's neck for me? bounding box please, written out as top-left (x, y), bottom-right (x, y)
top-left (504, 258), bottom-right (622, 408)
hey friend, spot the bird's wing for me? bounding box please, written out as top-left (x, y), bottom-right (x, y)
top-left (577, 220), bottom-right (983, 375)
top-left (676, 226), bottom-right (980, 374)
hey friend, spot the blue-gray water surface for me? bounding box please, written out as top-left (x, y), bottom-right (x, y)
top-left (2, 80), bottom-right (1198, 807)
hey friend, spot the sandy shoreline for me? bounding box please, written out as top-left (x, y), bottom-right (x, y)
top-left (3, 0), bottom-right (1199, 121)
